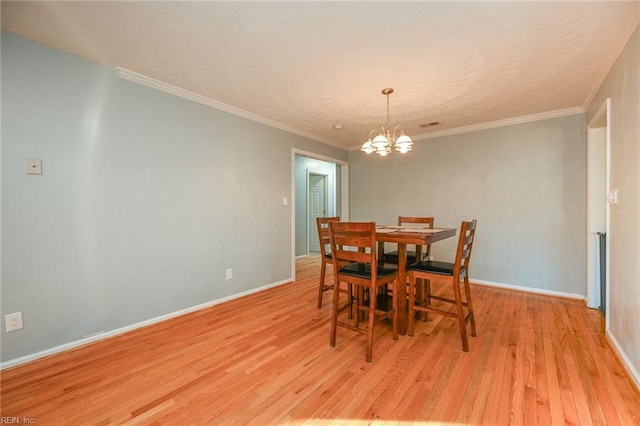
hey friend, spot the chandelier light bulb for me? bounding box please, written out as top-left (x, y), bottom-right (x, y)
top-left (360, 140), bottom-right (376, 154)
top-left (372, 133), bottom-right (389, 148)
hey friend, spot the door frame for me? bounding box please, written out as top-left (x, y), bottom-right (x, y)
top-left (586, 97), bottom-right (611, 326)
top-left (291, 149), bottom-right (349, 280)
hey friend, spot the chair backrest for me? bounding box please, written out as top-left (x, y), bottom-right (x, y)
top-left (397, 216), bottom-right (434, 227)
top-left (454, 220), bottom-right (477, 275)
top-left (316, 216), bottom-right (340, 257)
top-left (328, 221), bottom-right (378, 271)
top-left (398, 216), bottom-right (435, 257)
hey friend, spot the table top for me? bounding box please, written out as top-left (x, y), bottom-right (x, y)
top-left (375, 225), bottom-right (456, 244)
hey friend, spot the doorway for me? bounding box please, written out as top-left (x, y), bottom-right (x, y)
top-left (291, 150), bottom-right (349, 279)
top-left (308, 173), bottom-right (328, 253)
top-left (586, 97), bottom-right (610, 319)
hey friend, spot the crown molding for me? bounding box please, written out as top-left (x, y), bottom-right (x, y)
top-left (114, 67), bottom-right (346, 150)
top-left (581, 3), bottom-right (640, 111)
top-left (348, 106), bottom-right (584, 150)
top-left (413, 107), bottom-right (585, 142)
top-left (115, 68), bottom-right (585, 153)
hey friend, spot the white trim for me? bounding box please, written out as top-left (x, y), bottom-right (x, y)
top-left (116, 67), bottom-right (590, 156)
top-left (604, 98), bottom-right (612, 332)
top-left (0, 278), bottom-right (292, 370)
top-left (606, 331), bottom-right (640, 392)
top-left (116, 67), bottom-right (586, 155)
top-left (410, 107), bottom-right (585, 142)
top-left (471, 278), bottom-right (585, 301)
top-left (114, 67), bottom-right (345, 150)
top-left (585, 97), bottom-right (611, 314)
top-left (348, 107), bottom-right (584, 150)
top-left (340, 164), bottom-right (350, 221)
top-left (581, 4), bottom-right (640, 111)
top-left (292, 148), bottom-right (349, 167)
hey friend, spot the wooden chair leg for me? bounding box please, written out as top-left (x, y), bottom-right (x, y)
top-left (453, 278), bottom-right (469, 352)
top-left (463, 276), bottom-right (476, 336)
top-left (423, 279), bottom-right (431, 322)
top-left (366, 284), bottom-right (377, 362)
top-left (355, 287), bottom-right (364, 327)
top-left (317, 262), bottom-right (327, 308)
top-left (392, 278), bottom-right (399, 340)
top-left (329, 279), bottom-right (341, 347)
top-left (407, 273), bottom-right (416, 336)
top-left (415, 277), bottom-right (424, 320)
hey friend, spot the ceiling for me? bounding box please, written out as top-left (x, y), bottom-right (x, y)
top-left (2, 1), bottom-right (639, 150)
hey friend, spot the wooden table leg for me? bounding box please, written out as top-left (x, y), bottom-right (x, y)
top-left (397, 243), bottom-right (407, 335)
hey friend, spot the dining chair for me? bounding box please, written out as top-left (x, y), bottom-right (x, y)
top-left (316, 216), bottom-right (341, 308)
top-left (406, 220), bottom-right (478, 351)
top-left (380, 216), bottom-right (435, 265)
top-left (328, 221), bottom-right (399, 362)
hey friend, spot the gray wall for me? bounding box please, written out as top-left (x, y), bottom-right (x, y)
top-left (349, 114), bottom-right (587, 295)
top-left (1, 33), bottom-right (348, 362)
top-left (586, 24), bottom-right (640, 381)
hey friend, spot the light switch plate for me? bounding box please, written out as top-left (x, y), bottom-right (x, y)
top-left (5, 312), bottom-right (23, 332)
top-left (26, 159), bottom-right (42, 175)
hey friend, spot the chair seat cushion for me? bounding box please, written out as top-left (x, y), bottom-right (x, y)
top-left (324, 252), bottom-right (332, 259)
top-left (383, 250), bottom-right (418, 264)
top-left (407, 260), bottom-right (466, 276)
top-left (339, 263), bottom-right (397, 279)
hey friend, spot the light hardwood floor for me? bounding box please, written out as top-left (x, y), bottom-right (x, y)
top-left (1, 256), bottom-right (639, 424)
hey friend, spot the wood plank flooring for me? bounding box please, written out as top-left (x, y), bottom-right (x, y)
top-left (1, 256), bottom-right (639, 424)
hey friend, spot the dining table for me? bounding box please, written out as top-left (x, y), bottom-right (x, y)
top-left (375, 225), bottom-right (457, 335)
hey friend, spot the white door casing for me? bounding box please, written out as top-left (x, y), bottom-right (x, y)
top-left (586, 97), bottom-right (611, 321)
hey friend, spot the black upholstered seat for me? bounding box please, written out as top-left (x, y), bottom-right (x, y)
top-left (339, 262), bottom-right (397, 279)
top-left (406, 260), bottom-right (466, 276)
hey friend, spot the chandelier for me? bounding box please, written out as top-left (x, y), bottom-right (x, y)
top-left (360, 88), bottom-right (413, 156)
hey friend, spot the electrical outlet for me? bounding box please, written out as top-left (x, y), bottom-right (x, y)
top-left (226, 268), bottom-right (233, 280)
top-left (26, 159), bottom-right (42, 175)
top-left (5, 312), bottom-right (24, 332)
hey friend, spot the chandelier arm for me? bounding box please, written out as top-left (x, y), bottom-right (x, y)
top-left (362, 87), bottom-right (411, 156)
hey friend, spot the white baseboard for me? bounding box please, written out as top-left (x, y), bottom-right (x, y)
top-left (0, 277), bottom-right (292, 370)
top-left (471, 278), bottom-right (585, 301)
top-left (8, 274), bottom-right (634, 394)
top-left (606, 330), bottom-right (640, 392)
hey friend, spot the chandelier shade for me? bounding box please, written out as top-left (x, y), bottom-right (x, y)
top-left (361, 88), bottom-right (413, 156)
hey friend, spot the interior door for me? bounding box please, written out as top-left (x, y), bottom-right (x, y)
top-left (308, 173), bottom-right (327, 253)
